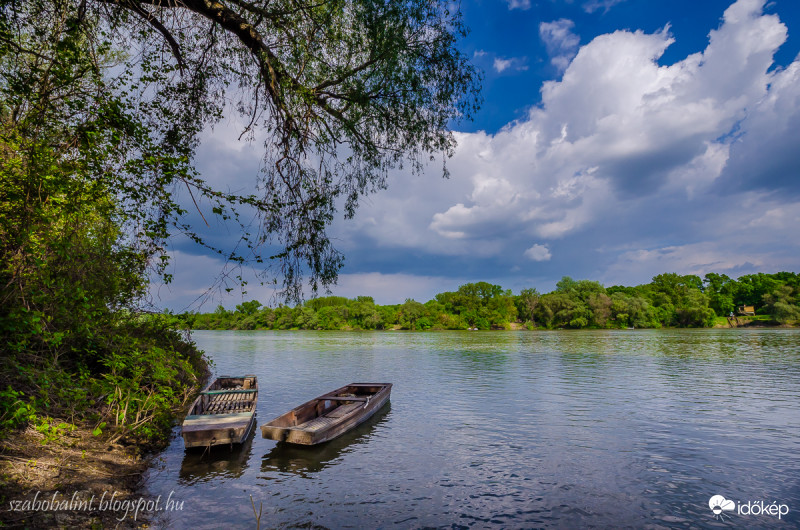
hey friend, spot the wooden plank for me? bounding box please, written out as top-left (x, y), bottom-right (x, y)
top-left (297, 415), bottom-right (339, 432)
top-left (183, 412), bottom-right (252, 427)
top-left (201, 389), bottom-right (256, 395)
top-left (183, 420), bottom-right (249, 433)
top-left (310, 392), bottom-right (390, 444)
top-left (184, 413), bottom-right (252, 423)
top-left (320, 396), bottom-right (368, 402)
top-left (325, 402), bottom-right (362, 418)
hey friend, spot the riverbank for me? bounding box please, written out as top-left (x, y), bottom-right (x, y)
top-left (0, 313), bottom-right (209, 527)
top-left (1, 424), bottom-right (155, 528)
top-left (188, 321), bottom-right (795, 331)
top-left (178, 274), bottom-right (800, 331)
top-left (711, 315), bottom-right (787, 328)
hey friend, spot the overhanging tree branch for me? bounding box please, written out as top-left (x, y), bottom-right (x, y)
top-left (118, 0), bottom-right (186, 74)
top-left (3, 0), bottom-right (481, 302)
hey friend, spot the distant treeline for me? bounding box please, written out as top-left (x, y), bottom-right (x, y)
top-left (178, 272), bottom-right (800, 331)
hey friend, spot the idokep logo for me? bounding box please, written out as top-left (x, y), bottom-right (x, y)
top-left (709, 495), bottom-right (736, 520)
top-left (708, 494), bottom-right (790, 521)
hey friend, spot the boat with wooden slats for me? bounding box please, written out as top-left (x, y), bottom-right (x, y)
top-left (182, 375), bottom-right (258, 449)
top-left (260, 383), bottom-right (392, 445)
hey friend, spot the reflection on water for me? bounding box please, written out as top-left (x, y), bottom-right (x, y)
top-left (179, 429), bottom-right (256, 485)
top-left (261, 404), bottom-right (391, 477)
top-left (144, 330), bottom-right (800, 529)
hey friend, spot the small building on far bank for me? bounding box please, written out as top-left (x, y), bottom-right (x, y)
top-left (738, 305), bottom-right (755, 316)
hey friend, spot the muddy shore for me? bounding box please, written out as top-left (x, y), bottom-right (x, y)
top-left (0, 425), bottom-right (171, 528)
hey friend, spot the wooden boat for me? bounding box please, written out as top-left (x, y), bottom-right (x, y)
top-left (261, 383), bottom-right (391, 445)
top-left (181, 375), bottom-right (258, 449)
top-left (261, 404), bottom-right (391, 475)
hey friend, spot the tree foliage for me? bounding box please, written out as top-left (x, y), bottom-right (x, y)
top-left (2, 0), bottom-right (481, 299)
top-left (0, 0), bottom-right (479, 440)
top-left (181, 271), bottom-right (800, 331)
top-left (0, 1), bottom-right (199, 441)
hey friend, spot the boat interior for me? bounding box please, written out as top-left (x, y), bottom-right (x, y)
top-left (190, 375), bottom-right (258, 416)
top-left (266, 384), bottom-right (386, 430)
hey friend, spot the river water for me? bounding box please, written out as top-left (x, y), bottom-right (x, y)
top-left (144, 329), bottom-right (800, 528)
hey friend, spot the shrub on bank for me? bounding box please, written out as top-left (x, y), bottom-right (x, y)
top-left (0, 312), bottom-right (207, 447)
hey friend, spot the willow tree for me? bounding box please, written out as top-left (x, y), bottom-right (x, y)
top-left (2, 0), bottom-right (479, 440)
top-left (1, 0), bottom-right (481, 301)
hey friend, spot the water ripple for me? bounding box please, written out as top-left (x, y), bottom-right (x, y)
top-left (145, 329), bottom-right (800, 528)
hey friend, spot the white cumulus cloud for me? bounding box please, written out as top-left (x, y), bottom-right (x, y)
top-left (583, 0), bottom-right (628, 14)
top-left (339, 0), bottom-right (800, 280)
top-left (175, 0), bottom-right (800, 309)
top-left (506, 0), bottom-right (531, 10)
top-left (539, 19), bottom-right (581, 73)
top-left (492, 57), bottom-right (527, 73)
top-left (525, 244), bottom-right (552, 262)
top-left (493, 57), bottom-right (513, 73)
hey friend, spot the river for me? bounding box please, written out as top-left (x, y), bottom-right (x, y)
top-left (144, 329), bottom-right (800, 528)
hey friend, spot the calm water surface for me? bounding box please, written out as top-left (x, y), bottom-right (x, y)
top-left (145, 330), bottom-right (800, 528)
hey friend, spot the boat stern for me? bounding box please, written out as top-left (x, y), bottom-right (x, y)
top-left (182, 412), bottom-right (255, 448)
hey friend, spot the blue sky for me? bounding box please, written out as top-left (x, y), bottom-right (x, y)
top-left (150, 0), bottom-right (800, 310)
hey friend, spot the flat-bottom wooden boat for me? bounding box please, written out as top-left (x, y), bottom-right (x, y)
top-left (182, 375), bottom-right (258, 449)
top-left (261, 383), bottom-right (391, 445)
top-left (261, 404), bottom-right (391, 476)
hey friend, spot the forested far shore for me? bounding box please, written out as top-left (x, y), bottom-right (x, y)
top-left (178, 272), bottom-right (800, 331)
